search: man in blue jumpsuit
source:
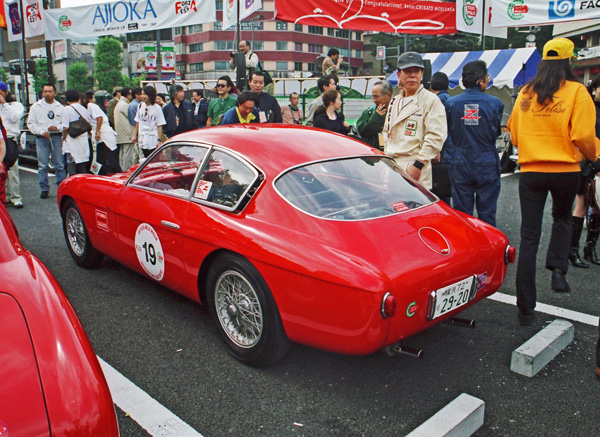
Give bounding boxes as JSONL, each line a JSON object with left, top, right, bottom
{"left": 445, "top": 60, "right": 504, "bottom": 227}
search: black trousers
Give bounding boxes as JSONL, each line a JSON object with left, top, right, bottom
{"left": 516, "top": 172, "right": 579, "bottom": 312}
{"left": 96, "top": 142, "right": 122, "bottom": 175}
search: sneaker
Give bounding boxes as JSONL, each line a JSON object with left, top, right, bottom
{"left": 518, "top": 309, "right": 534, "bottom": 326}
{"left": 13, "top": 201, "right": 23, "bottom": 209}
{"left": 40, "top": 191, "right": 49, "bottom": 199}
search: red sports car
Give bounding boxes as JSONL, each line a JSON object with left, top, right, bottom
{"left": 0, "top": 205, "right": 119, "bottom": 436}
{"left": 57, "top": 125, "right": 514, "bottom": 366}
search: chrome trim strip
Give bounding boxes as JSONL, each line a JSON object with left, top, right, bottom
{"left": 418, "top": 227, "right": 451, "bottom": 256}
{"left": 161, "top": 220, "right": 180, "bottom": 230}
{"left": 381, "top": 292, "right": 392, "bottom": 319}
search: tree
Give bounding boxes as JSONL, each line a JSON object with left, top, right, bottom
{"left": 0, "top": 67, "right": 8, "bottom": 83}
{"left": 94, "top": 36, "right": 124, "bottom": 91}
{"left": 67, "top": 62, "right": 93, "bottom": 92}
{"left": 31, "top": 58, "right": 58, "bottom": 97}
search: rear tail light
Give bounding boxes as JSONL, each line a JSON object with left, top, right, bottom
{"left": 505, "top": 245, "right": 516, "bottom": 264}
{"left": 380, "top": 292, "right": 396, "bottom": 319}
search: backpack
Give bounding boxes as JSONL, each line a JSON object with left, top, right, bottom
{"left": 314, "top": 55, "right": 326, "bottom": 76}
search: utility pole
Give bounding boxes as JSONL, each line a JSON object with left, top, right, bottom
{"left": 156, "top": 30, "right": 162, "bottom": 81}
{"left": 18, "top": 0, "right": 29, "bottom": 106}
{"left": 43, "top": 0, "right": 54, "bottom": 86}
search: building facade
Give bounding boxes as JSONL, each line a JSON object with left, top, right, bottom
{"left": 174, "top": 0, "right": 364, "bottom": 80}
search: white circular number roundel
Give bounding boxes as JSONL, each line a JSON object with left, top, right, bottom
{"left": 135, "top": 223, "right": 165, "bottom": 281}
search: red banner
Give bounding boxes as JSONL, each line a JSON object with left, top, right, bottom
{"left": 274, "top": 0, "right": 457, "bottom": 34}
{"left": 0, "top": 0, "right": 5, "bottom": 28}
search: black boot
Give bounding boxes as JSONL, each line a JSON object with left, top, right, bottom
{"left": 551, "top": 268, "right": 571, "bottom": 293}
{"left": 584, "top": 214, "right": 600, "bottom": 265}
{"left": 569, "top": 216, "right": 589, "bottom": 268}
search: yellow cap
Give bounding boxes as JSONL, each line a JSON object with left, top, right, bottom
{"left": 542, "top": 38, "right": 575, "bottom": 61}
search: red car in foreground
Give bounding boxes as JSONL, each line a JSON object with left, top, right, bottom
{"left": 0, "top": 205, "right": 118, "bottom": 436}
{"left": 57, "top": 125, "right": 514, "bottom": 366}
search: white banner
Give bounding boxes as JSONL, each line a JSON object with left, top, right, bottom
{"left": 491, "top": 0, "right": 600, "bottom": 27}
{"left": 456, "top": 0, "right": 507, "bottom": 38}
{"left": 43, "top": 0, "right": 216, "bottom": 40}
{"left": 24, "top": 0, "right": 45, "bottom": 38}
{"left": 4, "top": 0, "right": 23, "bottom": 42}
{"left": 222, "top": 0, "right": 262, "bottom": 31}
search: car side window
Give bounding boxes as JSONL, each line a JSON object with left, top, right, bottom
{"left": 193, "top": 150, "right": 257, "bottom": 209}
{"left": 130, "top": 145, "right": 208, "bottom": 197}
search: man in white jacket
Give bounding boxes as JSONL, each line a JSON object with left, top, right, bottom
{"left": 383, "top": 53, "right": 447, "bottom": 190}
{"left": 0, "top": 84, "right": 24, "bottom": 208}
{"left": 27, "top": 84, "right": 65, "bottom": 198}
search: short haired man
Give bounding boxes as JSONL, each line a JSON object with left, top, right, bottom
{"left": 128, "top": 87, "right": 143, "bottom": 126}
{"left": 27, "top": 84, "right": 66, "bottom": 198}
{"left": 162, "top": 85, "right": 194, "bottom": 138}
{"left": 322, "top": 48, "right": 342, "bottom": 77}
{"left": 230, "top": 39, "right": 259, "bottom": 78}
{"left": 281, "top": 92, "right": 303, "bottom": 125}
{"left": 445, "top": 60, "right": 504, "bottom": 227}
{"left": 305, "top": 75, "right": 336, "bottom": 126}
{"left": 383, "top": 52, "right": 447, "bottom": 190}
{"left": 0, "top": 83, "right": 25, "bottom": 208}
{"left": 355, "top": 80, "right": 392, "bottom": 150}
{"left": 191, "top": 90, "right": 209, "bottom": 129}
{"left": 248, "top": 71, "right": 282, "bottom": 123}
{"left": 220, "top": 92, "right": 260, "bottom": 125}
{"left": 206, "top": 76, "right": 237, "bottom": 126}
{"left": 107, "top": 86, "right": 121, "bottom": 128}
{"left": 115, "top": 87, "right": 140, "bottom": 170}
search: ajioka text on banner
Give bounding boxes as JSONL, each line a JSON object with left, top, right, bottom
{"left": 274, "top": 0, "right": 457, "bottom": 34}
{"left": 43, "top": 0, "right": 216, "bottom": 40}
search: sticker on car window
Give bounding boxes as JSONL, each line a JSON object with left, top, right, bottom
{"left": 135, "top": 223, "right": 165, "bottom": 281}
{"left": 194, "top": 180, "right": 212, "bottom": 200}
{"left": 392, "top": 201, "right": 410, "bottom": 212}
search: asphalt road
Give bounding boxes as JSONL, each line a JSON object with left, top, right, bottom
{"left": 7, "top": 167, "right": 600, "bottom": 436}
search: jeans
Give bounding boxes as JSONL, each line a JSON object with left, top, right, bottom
{"left": 516, "top": 172, "right": 579, "bottom": 312}
{"left": 36, "top": 134, "right": 66, "bottom": 192}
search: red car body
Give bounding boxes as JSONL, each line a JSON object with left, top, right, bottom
{"left": 57, "top": 125, "right": 513, "bottom": 365}
{"left": 0, "top": 205, "right": 119, "bottom": 436}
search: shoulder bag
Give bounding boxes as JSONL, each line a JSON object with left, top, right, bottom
{"left": 68, "top": 106, "right": 92, "bottom": 138}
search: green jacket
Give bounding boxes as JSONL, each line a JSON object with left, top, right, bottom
{"left": 355, "top": 105, "right": 385, "bottom": 150}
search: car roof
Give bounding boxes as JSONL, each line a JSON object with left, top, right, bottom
{"left": 169, "top": 124, "right": 382, "bottom": 177}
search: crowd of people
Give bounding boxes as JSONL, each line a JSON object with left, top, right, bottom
{"left": 1, "top": 37, "right": 599, "bottom": 379}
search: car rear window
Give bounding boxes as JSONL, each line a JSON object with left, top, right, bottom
{"left": 274, "top": 156, "right": 436, "bottom": 221}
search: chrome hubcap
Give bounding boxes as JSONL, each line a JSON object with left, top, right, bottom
{"left": 66, "top": 209, "right": 85, "bottom": 257}
{"left": 215, "top": 271, "right": 263, "bottom": 348}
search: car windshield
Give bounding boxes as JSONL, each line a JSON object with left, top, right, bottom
{"left": 274, "top": 156, "right": 437, "bottom": 221}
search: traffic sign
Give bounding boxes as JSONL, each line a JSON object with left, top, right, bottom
{"left": 376, "top": 46, "right": 386, "bottom": 61}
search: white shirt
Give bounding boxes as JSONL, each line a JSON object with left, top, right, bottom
{"left": 88, "top": 102, "right": 117, "bottom": 151}
{"left": 26, "top": 99, "right": 63, "bottom": 136}
{"left": 62, "top": 103, "right": 92, "bottom": 163}
{"left": 135, "top": 102, "right": 166, "bottom": 150}
{"left": 0, "top": 101, "right": 24, "bottom": 138}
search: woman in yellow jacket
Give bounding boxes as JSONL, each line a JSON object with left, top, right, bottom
{"left": 508, "top": 38, "right": 600, "bottom": 326}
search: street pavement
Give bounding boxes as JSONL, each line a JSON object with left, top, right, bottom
{"left": 7, "top": 166, "right": 600, "bottom": 436}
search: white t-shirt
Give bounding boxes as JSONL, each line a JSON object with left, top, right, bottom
{"left": 134, "top": 102, "right": 166, "bottom": 150}
{"left": 0, "top": 101, "right": 24, "bottom": 138}
{"left": 88, "top": 102, "right": 117, "bottom": 150}
{"left": 62, "top": 103, "right": 92, "bottom": 163}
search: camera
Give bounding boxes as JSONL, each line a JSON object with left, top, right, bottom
{"left": 230, "top": 52, "right": 236, "bottom": 58}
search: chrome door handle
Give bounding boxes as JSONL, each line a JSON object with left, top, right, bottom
{"left": 161, "top": 220, "right": 180, "bottom": 230}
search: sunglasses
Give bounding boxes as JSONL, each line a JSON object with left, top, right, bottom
{"left": 216, "top": 84, "right": 227, "bottom": 88}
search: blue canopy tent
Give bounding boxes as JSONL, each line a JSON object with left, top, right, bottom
{"left": 387, "top": 47, "right": 542, "bottom": 89}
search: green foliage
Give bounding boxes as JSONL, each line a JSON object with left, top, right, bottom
{"left": 67, "top": 62, "right": 93, "bottom": 92}
{"left": 0, "top": 67, "right": 8, "bottom": 83}
{"left": 122, "top": 74, "right": 146, "bottom": 89}
{"left": 94, "top": 36, "right": 124, "bottom": 91}
{"left": 32, "top": 58, "right": 58, "bottom": 96}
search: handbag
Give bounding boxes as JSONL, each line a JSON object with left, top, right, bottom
{"left": 3, "top": 137, "right": 19, "bottom": 169}
{"left": 68, "top": 106, "right": 92, "bottom": 138}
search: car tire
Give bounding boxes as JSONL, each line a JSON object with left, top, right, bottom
{"left": 62, "top": 200, "right": 103, "bottom": 269}
{"left": 207, "top": 253, "right": 290, "bottom": 366}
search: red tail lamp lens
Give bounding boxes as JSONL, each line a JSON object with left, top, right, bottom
{"left": 505, "top": 245, "right": 516, "bottom": 264}
{"left": 381, "top": 293, "right": 397, "bottom": 319}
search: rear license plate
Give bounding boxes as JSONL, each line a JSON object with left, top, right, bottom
{"left": 430, "top": 276, "right": 475, "bottom": 320}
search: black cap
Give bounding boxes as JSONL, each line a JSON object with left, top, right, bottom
{"left": 398, "top": 52, "right": 424, "bottom": 70}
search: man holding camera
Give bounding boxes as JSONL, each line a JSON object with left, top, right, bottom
{"left": 229, "top": 40, "right": 259, "bottom": 78}
{"left": 281, "top": 93, "right": 303, "bottom": 125}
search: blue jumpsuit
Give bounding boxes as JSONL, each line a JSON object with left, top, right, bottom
{"left": 445, "top": 89, "right": 504, "bottom": 227}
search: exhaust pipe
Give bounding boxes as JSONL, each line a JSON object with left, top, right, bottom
{"left": 383, "top": 343, "right": 423, "bottom": 358}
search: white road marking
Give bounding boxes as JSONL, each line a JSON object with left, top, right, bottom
{"left": 488, "top": 292, "right": 599, "bottom": 326}
{"left": 18, "top": 165, "right": 55, "bottom": 177}
{"left": 97, "top": 357, "right": 203, "bottom": 437}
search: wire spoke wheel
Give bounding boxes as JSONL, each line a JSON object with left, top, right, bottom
{"left": 215, "top": 270, "right": 263, "bottom": 348}
{"left": 66, "top": 208, "right": 86, "bottom": 257}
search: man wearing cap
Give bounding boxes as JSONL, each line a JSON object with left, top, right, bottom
{"left": 445, "top": 61, "right": 504, "bottom": 227}
{"left": 27, "top": 83, "right": 66, "bottom": 198}
{"left": 383, "top": 52, "right": 447, "bottom": 190}
{"left": 107, "top": 86, "right": 122, "bottom": 128}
